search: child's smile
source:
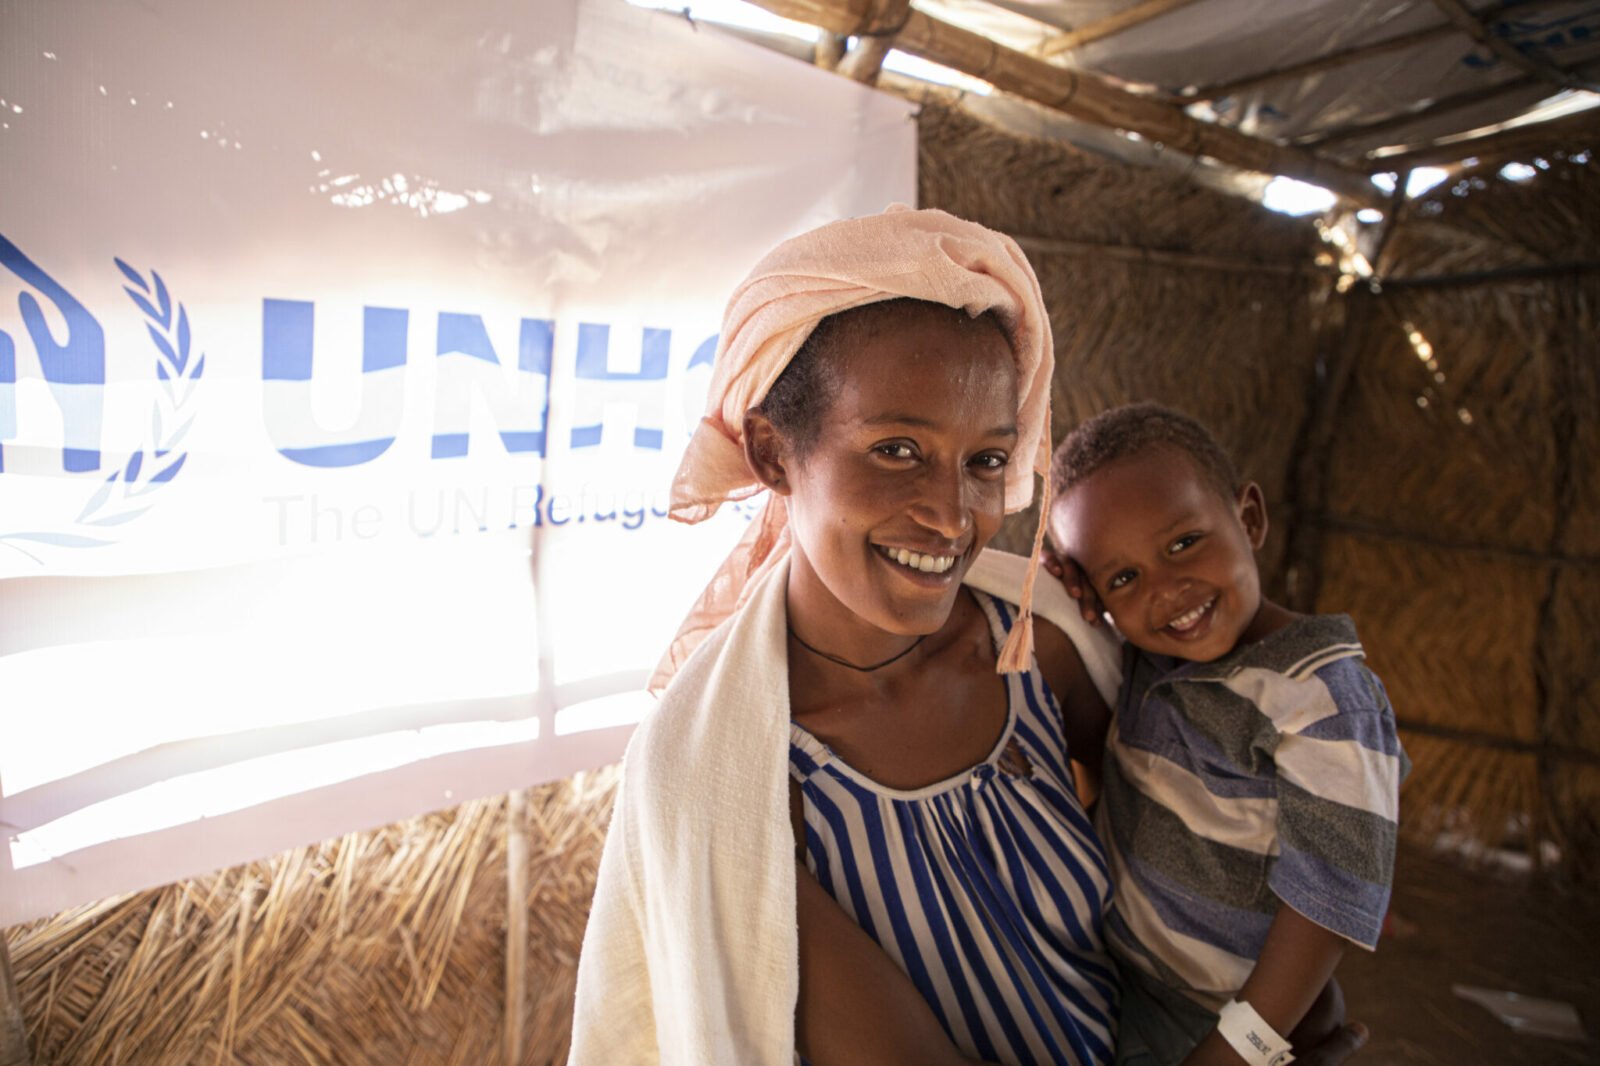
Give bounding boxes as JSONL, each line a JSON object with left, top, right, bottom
{"left": 1050, "top": 446, "right": 1272, "bottom": 663}
{"left": 1162, "top": 594, "right": 1217, "bottom": 638}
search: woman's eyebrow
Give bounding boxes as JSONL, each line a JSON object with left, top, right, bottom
{"left": 860, "top": 414, "right": 1018, "bottom": 438}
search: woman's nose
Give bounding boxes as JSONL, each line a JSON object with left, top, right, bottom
{"left": 911, "top": 463, "right": 970, "bottom": 539}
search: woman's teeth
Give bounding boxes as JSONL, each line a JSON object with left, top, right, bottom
{"left": 1167, "top": 598, "right": 1215, "bottom": 632}
{"left": 880, "top": 546, "right": 956, "bottom": 574}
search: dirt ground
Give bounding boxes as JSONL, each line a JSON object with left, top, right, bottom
{"left": 1339, "top": 842, "right": 1599, "bottom": 1065}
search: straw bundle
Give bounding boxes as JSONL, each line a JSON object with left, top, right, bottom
{"left": 4, "top": 768, "right": 619, "bottom": 1065}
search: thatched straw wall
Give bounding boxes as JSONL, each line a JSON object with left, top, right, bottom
{"left": 1305, "top": 150, "right": 1600, "bottom": 879}
{"left": 918, "top": 103, "right": 1330, "bottom": 598}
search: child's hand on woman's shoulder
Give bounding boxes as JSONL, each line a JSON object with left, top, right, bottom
{"left": 1040, "top": 546, "right": 1105, "bottom": 626}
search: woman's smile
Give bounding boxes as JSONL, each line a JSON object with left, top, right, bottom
{"left": 763, "top": 300, "right": 1020, "bottom": 657}
{"left": 872, "top": 542, "right": 961, "bottom": 578}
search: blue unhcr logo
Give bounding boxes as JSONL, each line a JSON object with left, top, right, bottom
{"left": 0, "top": 234, "right": 202, "bottom": 562}
{"left": 260, "top": 300, "right": 716, "bottom": 468}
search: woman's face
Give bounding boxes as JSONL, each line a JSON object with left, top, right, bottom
{"left": 772, "top": 303, "right": 1019, "bottom": 642}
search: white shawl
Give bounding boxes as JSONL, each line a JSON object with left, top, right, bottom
{"left": 568, "top": 549, "right": 1121, "bottom": 1065}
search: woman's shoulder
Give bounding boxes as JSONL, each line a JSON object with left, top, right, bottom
{"left": 622, "top": 609, "right": 792, "bottom": 823}
{"left": 964, "top": 548, "right": 1122, "bottom": 706}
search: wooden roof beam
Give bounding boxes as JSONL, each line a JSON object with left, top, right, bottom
{"left": 1186, "top": 0, "right": 1591, "bottom": 103}
{"left": 1366, "top": 106, "right": 1600, "bottom": 171}
{"left": 838, "top": 0, "right": 913, "bottom": 84}
{"left": 1035, "top": 0, "right": 1207, "bottom": 60}
{"left": 740, "top": 0, "right": 1385, "bottom": 206}
{"left": 1430, "top": 0, "right": 1600, "bottom": 94}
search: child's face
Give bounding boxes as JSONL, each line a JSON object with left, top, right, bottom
{"left": 1049, "top": 448, "right": 1269, "bottom": 663}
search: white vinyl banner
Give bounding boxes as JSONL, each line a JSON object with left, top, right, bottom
{"left": 0, "top": 0, "right": 915, "bottom": 926}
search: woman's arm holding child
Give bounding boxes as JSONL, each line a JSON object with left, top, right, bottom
{"left": 1179, "top": 904, "right": 1346, "bottom": 1066}
{"left": 791, "top": 781, "right": 998, "bottom": 1066}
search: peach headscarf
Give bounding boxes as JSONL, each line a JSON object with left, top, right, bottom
{"left": 650, "top": 205, "right": 1055, "bottom": 692}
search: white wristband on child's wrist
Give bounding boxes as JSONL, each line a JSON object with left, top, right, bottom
{"left": 1216, "top": 999, "right": 1295, "bottom": 1066}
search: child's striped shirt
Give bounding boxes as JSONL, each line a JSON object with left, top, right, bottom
{"left": 1098, "top": 614, "right": 1407, "bottom": 1012}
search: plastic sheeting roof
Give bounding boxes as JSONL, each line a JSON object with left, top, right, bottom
{"left": 917, "top": 0, "right": 1600, "bottom": 164}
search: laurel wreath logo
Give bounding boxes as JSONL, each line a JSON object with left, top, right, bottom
{"left": 0, "top": 259, "right": 204, "bottom": 564}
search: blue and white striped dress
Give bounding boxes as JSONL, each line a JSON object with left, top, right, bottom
{"left": 790, "top": 592, "right": 1119, "bottom": 1065}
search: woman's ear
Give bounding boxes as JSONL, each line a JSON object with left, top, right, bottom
{"left": 1236, "top": 481, "right": 1269, "bottom": 550}
{"left": 743, "top": 409, "right": 792, "bottom": 495}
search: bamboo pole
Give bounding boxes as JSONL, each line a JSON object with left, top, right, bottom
{"left": 1011, "top": 234, "right": 1324, "bottom": 277}
{"left": 837, "top": 0, "right": 912, "bottom": 85}
{"left": 1530, "top": 279, "right": 1581, "bottom": 873}
{"left": 1036, "top": 0, "right": 1206, "bottom": 59}
{"left": 1395, "top": 719, "right": 1600, "bottom": 767}
{"left": 1281, "top": 289, "right": 1370, "bottom": 614}
{"left": 503, "top": 789, "right": 529, "bottom": 1066}
{"left": 814, "top": 32, "right": 846, "bottom": 71}
{"left": 1430, "top": 0, "right": 1600, "bottom": 93}
{"left": 1366, "top": 104, "right": 1600, "bottom": 171}
{"left": 741, "top": 0, "right": 1384, "bottom": 205}
{"left": 1378, "top": 259, "right": 1600, "bottom": 289}
{"left": 0, "top": 938, "right": 31, "bottom": 1066}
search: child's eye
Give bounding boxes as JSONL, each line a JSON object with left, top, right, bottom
{"left": 873, "top": 441, "right": 917, "bottom": 460}
{"left": 1169, "top": 533, "right": 1202, "bottom": 554}
{"left": 1106, "top": 570, "right": 1135, "bottom": 591}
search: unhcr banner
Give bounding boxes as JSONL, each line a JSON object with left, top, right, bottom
{"left": 0, "top": 0, "right": 915, "bottom": 925}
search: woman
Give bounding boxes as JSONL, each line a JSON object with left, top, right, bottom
{"left": 569, "top": 207, "right": 1363, "bottom": 1066}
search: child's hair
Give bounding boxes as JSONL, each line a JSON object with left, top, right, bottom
{"left": 1050, "top": 402, "right": 1240, "bottom": 502}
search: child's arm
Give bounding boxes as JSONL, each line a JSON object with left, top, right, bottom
{"left": 1179, "top": 903, "right": 1347, "bottom": 1066}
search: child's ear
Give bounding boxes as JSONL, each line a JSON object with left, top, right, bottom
{"left": 743, "top": 409, "right": 792, "bottom": 495}
{"left": 1236, "top": 482, "right": 1269, "bottom": 550}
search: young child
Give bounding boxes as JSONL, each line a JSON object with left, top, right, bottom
{"left": 1046, "top": 403, "right": 1407, "bottom": 1066}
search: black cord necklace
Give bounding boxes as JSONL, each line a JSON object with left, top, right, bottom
{"left": 787, "top": 628, "right": 927, "bottom": 672}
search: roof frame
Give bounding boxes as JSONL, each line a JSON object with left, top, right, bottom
{"left": 741, "top": 0, "right": 1384, "bottom": 205}
{"left": 1370, "top": 106, "right": 1600, "bottom": 171}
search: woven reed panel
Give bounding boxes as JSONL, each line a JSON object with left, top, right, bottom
{"left": 917, "top": 103, "right": 1320, "bottom": 261}
{"left": 1316, "top": 534, "right": 1543, "bottom": 743}
{"left": 1382, "top": 152, "right": 1600, "bottom": 277}
{"left": 1548, "top": 571, "right": 1600, "bottom": 750}
{"left": 1324, "top": 286, "right": 1560, "bottom": 551}
{"left": 1315, "top": 533, "right": 1547, "bottom": 849}
{"left": 1321, "top": 151, "right": 1599, "bottom": 871}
